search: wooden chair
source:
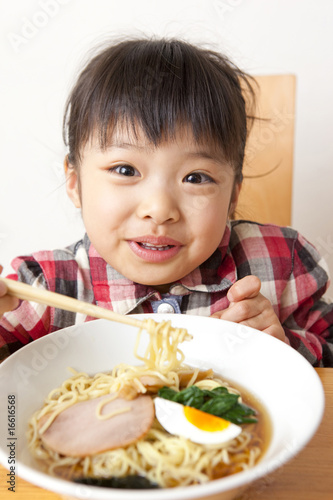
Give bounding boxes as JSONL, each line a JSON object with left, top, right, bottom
{"left": 235, "top": 74, "right": 296, "bottom": 226}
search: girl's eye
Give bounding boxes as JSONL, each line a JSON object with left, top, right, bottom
{"left": 183, "top": 172, "right": 214, "bottom": 184}
{"left": 110, "top": 165, "right": 139, "bottom": 177}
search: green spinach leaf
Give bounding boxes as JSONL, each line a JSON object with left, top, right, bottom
{"left": 157, "top": 385, "right": 257, "bottom": 425}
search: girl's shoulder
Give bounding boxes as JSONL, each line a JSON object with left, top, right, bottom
{"left": 229, "top": 219, "right": 298, "bottom": 242}
{"left": 228, "top": 220, "right": 328, "bottom": 282}
{"left": 9, "top": 236, "right": 90, "bottom": 290}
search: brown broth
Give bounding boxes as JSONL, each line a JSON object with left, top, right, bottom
{"left": 222, "top": 376, "right": 273, "bottom": 461}
{"left": 204, "top": 375, "right": 272, "bottom": 481}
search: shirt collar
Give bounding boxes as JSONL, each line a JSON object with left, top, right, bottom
{"left": 84, "top": 221, "right": 237, "bottom": 315}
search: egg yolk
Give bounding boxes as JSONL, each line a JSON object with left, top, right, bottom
{"left": 184, "top": 406, "right": 230, "bottom": 432}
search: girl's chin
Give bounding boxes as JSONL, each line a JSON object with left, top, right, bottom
{"left": 121, "top": 268, "right": 181, "bottom": 289}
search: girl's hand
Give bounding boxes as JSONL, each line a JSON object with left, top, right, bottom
{"left": 211, "top": 275, "right": 287, "bottom": 343}
{"left": 0, "top": 267, "right": 19, "bottom": 318}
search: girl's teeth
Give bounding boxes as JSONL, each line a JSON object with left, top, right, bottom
{"left": 140, "top": 243, "right": 172, "bottom": 251}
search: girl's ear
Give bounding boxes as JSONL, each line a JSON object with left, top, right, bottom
{"left": 64, "top": 156, "right": 81, "bottom": 208}
{"left": 228, "top": 182, "right": 241, "bottom": 217}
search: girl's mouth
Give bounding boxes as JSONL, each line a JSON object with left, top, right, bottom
{"left": 127, "top": 237, "right": 182, "bottom": 263}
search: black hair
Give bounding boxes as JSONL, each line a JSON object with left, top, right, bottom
{"left": 63, "top": 37, "right": 255, "bottom": 181}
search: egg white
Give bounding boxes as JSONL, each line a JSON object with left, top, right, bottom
{"left": 154, "top": 397, "right": 242, "bottom": 445}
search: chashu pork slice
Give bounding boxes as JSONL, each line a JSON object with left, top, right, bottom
{"left": 39, "top": 394, "right": 155, "bottom": 457}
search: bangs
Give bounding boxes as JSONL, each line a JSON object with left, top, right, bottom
{"left": 63, "top": 38, "right": 255, "bottom": 175}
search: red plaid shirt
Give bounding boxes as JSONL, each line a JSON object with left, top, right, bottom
{"left": 1, "top": 221, "right": 333, "bottom": 366}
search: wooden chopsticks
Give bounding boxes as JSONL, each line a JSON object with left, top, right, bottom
{"left": 0, "top": 277, "right": 145, "bottom": 329}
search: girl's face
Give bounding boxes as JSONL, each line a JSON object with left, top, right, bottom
{"left": 66, "top": 127, "right": 240, "bottom": 288}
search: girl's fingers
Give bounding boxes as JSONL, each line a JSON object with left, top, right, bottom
{"left": 214, "top": 305, "right": 286, "bottom": 342}
{"left": 217, "top": 295, "right": 270, "bottom": 323}
{"left": 227, "top": 275, "right": 261, "bottom": 302}
{"left": 238, "top": 315, "right": 285, "bottom": 342}
{"left": 212, "top": 285, "right": 287, "bottom": 342}
{"left": 0, "top": 279, "right": 7, "bottom": 296}
{"left": 0, "top": 295, "right": 19, "bottom": 315}
{"left": 0, "top": 273, "right": 20, "bottom": 314}
{"left": 262, "top": 324, "right": 286, "bottom": 342}
{"left": 237, "top": 312, "right": 280, "bottom": 334}
{"left": 212, "top": 276, "right": 287, "bottom": 343}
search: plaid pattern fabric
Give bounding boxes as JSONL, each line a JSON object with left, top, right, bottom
{"left": 1, "top": 220, "right": 332, "bottom": 366}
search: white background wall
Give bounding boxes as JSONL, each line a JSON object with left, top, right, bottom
{"left": 1, "top": 0, "right": 333, "bottom": 296}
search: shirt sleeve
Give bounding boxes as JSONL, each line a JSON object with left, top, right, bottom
{"left": 0, "top": 256, "right": 51, "bottom": 362}
{"left": 279, "top": 232, "right": 333, "bottom": 367}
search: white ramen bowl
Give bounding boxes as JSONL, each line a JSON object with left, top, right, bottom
{"left": 0, "top": 314, "right": 325, "bottom": 500}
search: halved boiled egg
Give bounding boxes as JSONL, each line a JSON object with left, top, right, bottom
{"left": 154, "top": 397, "right": 242, "bottom": 445}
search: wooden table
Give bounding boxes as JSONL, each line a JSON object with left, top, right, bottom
{"left": 1, "top": 368, "right": 332, "bottom": 500}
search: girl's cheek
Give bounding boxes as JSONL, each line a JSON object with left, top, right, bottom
{"left": 181, "top": 191, "right": 215, "bottom": 218}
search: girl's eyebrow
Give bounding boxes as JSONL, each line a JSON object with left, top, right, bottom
{"left": 186, "top": 151, "right": 218, "bottom": 161}
{"left": 105, "top": 142, "right": 148, "bottom": 151}
{"left": 185, "top": 150, "right": 227, "bottom": 167}
{"left": 112, "top": 144, "right": 216, "bottom": 156}
{"left": 98, "top": 142, "right": 223, "bottom": 163}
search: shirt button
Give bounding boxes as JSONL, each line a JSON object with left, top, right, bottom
{"left": 157, "top": 302, "right": 175, "bottom": 314}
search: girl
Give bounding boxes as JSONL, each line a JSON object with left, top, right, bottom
{"left": 1, "top": 38, "right": 332, "bottom": 366}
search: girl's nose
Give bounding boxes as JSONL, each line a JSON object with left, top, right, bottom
{"left": 136, "top": 190, "right": 180, "bottom": 225}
